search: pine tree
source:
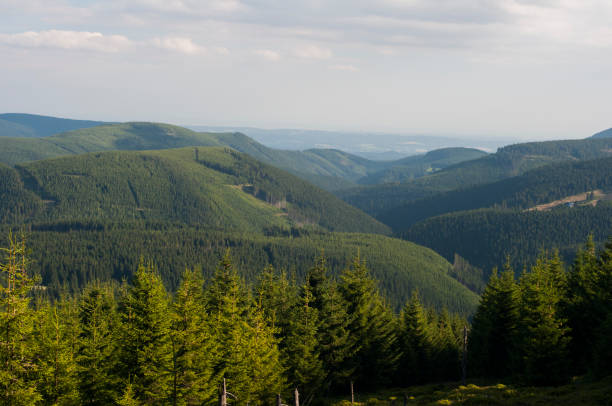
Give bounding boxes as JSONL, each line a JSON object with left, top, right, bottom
{"left": 170, "top": 268, "right": 218, "bottom": 405}
{"left": 77, "top": 284, "right": 121, "bottom": 405}
{"left": 518, "top": 251, "right": 570, "bottom": 385}
{"left": 339, "top": 255, "right": 398, "bottom": 389}
{"left": 119, "top": 261, "right": 173, "bottom": 404}
{"left": 0, "top": 232, "right": 41, "bottom": 405}
{"left": 283, "top": 283, "right": 324, "bottom": 403}
{"left": 468, "top": 264, "right": 520, "bottom": 379}
{"left": 397, "top": 290, "right": 431, "bottom": 385}
{"left": 33, "top": 300, "right": 79, "bottom": 405}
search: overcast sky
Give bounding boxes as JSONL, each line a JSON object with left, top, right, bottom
{"left": 1, "top": 0, "right": 611, "bottom": 139}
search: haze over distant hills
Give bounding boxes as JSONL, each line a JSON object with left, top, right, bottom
{"left": 0, "top": 113, "right": 108, "bottom": 138}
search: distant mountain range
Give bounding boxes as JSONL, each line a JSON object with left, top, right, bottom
{"left": 0, "top": 113, "right": 108, "bottom": 138}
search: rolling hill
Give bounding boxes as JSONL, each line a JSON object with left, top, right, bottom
{"left": 340, "top": 137, "right": 612, "bottom": 216}
{"left": 0, "top": 120, "right": 487, "bottom": 191}
{"left": 0, "top": 147, "right": 390, "bottom": 234}
{"left": 378, "top": 156, "right": 612, "bottom": 231}
{"left": 0, "top": 113, "right": 107, "bottom": 137}
{"left": 591, "top": 128, "right": 612, "bottom": 138}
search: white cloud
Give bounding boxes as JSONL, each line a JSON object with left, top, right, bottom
{"left": 294, "top": 44, "right": 332, "bottom": 59}
{"left": 254, "top": 49, "right": 281, "bottom": 61}
{"left": 330, "top": 64, "right": 358, "bottom": 72}
{"left": 0, "top": 30, "right": 131, "bottom": 52}
{"left": 151, "top": 36, "right": 204, "bottom": 54}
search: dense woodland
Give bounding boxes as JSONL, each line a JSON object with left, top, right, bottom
{"left": 3, "top": 233, "right": 612, "bottom": 405}
{"left": 403, "top": 204, "right": 612, "bottom": 275}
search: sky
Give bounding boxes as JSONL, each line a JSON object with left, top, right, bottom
{"left": 1, "top": 0, "right": 612, "bottom": 140}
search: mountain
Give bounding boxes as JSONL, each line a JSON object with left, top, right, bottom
{"left": 1, "top": 147, "right": 390, "bottom": 235}
{"left": 339, "top": 137, "right": 612, "bottom": 216}
{"left": 0, "top": 113, "right": 107, "bottom": 137}
{"left": 378, "top": 156, "right": 612, "bottom": 231}
{"left": 591, "top": 128, "right": 612, "bottom": 138}
{"left": 0, "top": 120, "right": 485, "bottom": 191}
{"left": 402, "top": 204, "right": 612, "bottom": 277}
{"left": 19, "top": 224, "right": 479, "bottom": 313}
{"left": 357, "top": 147, "right": 487, "bottom": 184}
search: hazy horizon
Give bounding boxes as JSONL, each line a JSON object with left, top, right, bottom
{"left": 2, "top": 1, "right": 611, "bottom": 140}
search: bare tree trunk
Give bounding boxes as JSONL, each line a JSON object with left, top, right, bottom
{"left": 350, "top": 381, "right": 354, "bottom": 406}
{"left": 219, "top": 378, "right": 227, "bottom": 406}
{"left": 462, "top": 325, "right": 468, "bottom": 385}
{"left": 294, "top": 388, "right": 299, "bottom": 406}
{"left": 277, "top": 394, "right": 282, "bottom": 406}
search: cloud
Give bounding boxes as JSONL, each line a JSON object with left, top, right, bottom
{"left": 294, "top": 44, "right": 332, "bottom": 59}
{"left": 0, "top": 30, "right": 131, "bottom": 52}
{"left": 330, "top": 64, "right": 358, "bottom": 72}
{"left": 151, "top": 36, "right": 204, "bottom": 54}
{"left": 254, "top": 49, "right": 281, "bottom": 61}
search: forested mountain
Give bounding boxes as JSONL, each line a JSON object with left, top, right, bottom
{"left": 591, "top": 127, "right": 612, "bottom": 138}
{"left": 401, "top": 204, "right": 612, "bottom": 275}
{"left": 9, "top": 224, "right": 477, "bottom": 313}
{"left": 357, "top": 147, "right": 487, "bottom": 184}
{"left": 379, "top": 156, "right": 612, "bottom": 230}
{"left": 0, "top": 113, "right": 107, "bottom": 137}
{"left": 0, "top": 118, "right": 489, "bottom": 191}
{"left": 0, "top": 147, "right": 389, "bottom": 234}
{"left": 340, "top": 137, "right": 612, "bottom": 215}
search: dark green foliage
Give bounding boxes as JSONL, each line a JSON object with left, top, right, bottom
{"left": 76, "top": 284, "right": 121, "bottom": 405}
{"left": 0, "top": 113, "right": 107, "bottom": 138}
{"left": 379, "top": 156, "right": 612, "bottom": 230}
{"left": 119, "top": 262, "right": 173, "bottom": 404}
{"left": 0, "top": 147, "right": 390, "bottom": 235}
{"left": 13, "top": 224, "right": 478, "bottom": 315}
{"left": 340, "top": 137, "right": 612, "bottom": 216}
{"left": 357, "top": 148, "right": 487, "bottom": 185}
{"left": 468, "top": 266, "right": 520, "bottom": 379}
{"left": 402, "top": 205, "right": 612, "bottom": 277}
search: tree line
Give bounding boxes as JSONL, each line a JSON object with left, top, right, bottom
{"left": 1, "top": 233, "right": 467, "bottom": 405}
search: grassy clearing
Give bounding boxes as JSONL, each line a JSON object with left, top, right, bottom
{"left": 328, "top": 377, "right": 612, "bottom": 406}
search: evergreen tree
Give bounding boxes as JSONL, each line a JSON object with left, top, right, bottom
{"left": 468, "top": 264, "right": 520, "bottom": 379}
{"left": 397, "top": 290, "right": 431, "bottom": 385}
{"left": 518, "top": 251, "right": 570, "bottom": 385}
{"left": 0, "top": 233, "right": 41, "bottom": 405}
{"left": 33, "top": 300, "right": 79, "bottom": 405}
{"left": 339, "top": 255, "right": 398, "bottom": 389}
{"left": 76, "top": 284, "right": 121, "bottom": 405}
{"left": 170, "top": 268, "right": 218, "bottom": 405}
{"left": 119, "top": 262, "right": 173, "bottom": 404}
{"left": 283, "top": 283, "right": 324, "bottom": 403}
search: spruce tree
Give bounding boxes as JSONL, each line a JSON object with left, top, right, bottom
{"left": 518, "top": 251, "right": 570, "bottom": 385}
{"left": 0, "top": 232, "right": 41, "bottom": 405}
{"left": 397, "top": 290, "right": 431, "bottom": 385}
{"left": 33, "top": 300, "right": 79, "bottom": 405}
{"left": 170, "top": 268, "right": 218, "bottom": 405}
{"left": 77, "top": 284, "right": 121, "bottom": 405}
{"left": 119, "top": 262, "right": 173, "bottom": 404}
{"left": 283, "top": 283, "right": 324, "bottom": 403}
{"left": 339, "top": 255, "right": 398, "bottom": 389}
{"left": 468, "top": 265, "right": 520, "bottom": 379}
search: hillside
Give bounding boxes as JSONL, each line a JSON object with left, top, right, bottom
{"left": 339, "top": 137, "right": 612, "bottom": 216}
{"left": 378, "top": 156, "right": 612, "bottom": 231}
{"left": 357, "top": 147, "right": 487, "bottom": 184}
{"left": 0, "top": 147, "right": 390, "bottom": 235}
{"left": 15, "top": 224, "right": 479, "bottom": 314}
{"left": 591, "top": 127, "right": 612, "bottom": 138}
{"left": 0, "top": 113, "right": 107, "bottom": 137}
{"left": 0, "top": 120, "right": 487, "bottom": 191}
{"left": 401, "top": 204, "right": 612, "bottom": 275}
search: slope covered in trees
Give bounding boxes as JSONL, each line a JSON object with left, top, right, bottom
{"left": 0, "top": 113, "right": 107, "bottom": 138}
{"left": 339, "top": 137, "right": 612, "bottom": 216}
{"left": 4, "top": 234, "right": 612, "bottom": 405}
{"left": 9, "top": 224, "right": 478, "bottom": 314}
{"left": 379, "top": 156, "right": 612, "bottom": 231}
{"left": 402, "top": 204, "right": 612, "bottom": 274}
{"left": 0, "top": 147, "right": 390, "bottom": 234}
{"left": 0, "top": 118, "right": 490, "bottom": 190}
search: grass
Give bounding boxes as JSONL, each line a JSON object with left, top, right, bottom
{"left": 328, "top": 377, "right": 612, "bottom": 406}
